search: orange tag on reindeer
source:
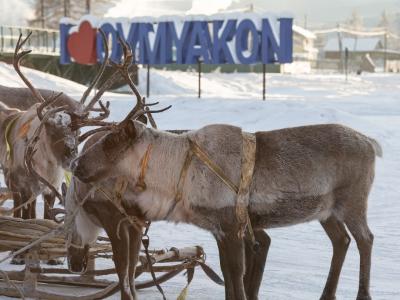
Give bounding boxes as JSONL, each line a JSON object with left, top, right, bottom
{"left": 17, "top": 118, "right": 34, "bottom": 139}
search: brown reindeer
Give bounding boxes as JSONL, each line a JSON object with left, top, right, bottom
{"left": 65, "top": 133, "right": 144, "bottom": 300}
{"left": 65, "top": 40, "right": 169, "bottom": 300}
{"left": 0, "top": 79, "right": 82, "bottom": 218}
{"left": 0, "top": 84, "right": 77, "bottom": 111}
{"left": 71, "top": 96, "right": 381, "bottom": 300}
{"left": 0, "top": 32, "right": 116, "bottom": 221}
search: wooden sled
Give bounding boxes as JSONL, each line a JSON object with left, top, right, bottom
{"left": 0, "top": 216, "right": 223, "bottom": 299}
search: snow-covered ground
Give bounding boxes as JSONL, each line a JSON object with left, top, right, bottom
{"left": 0, "top": 62, "right": 399, "bottom": 299}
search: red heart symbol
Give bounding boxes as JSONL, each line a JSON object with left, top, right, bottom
{"left": 67, "top": 21, "right": 97, "bottom": 65}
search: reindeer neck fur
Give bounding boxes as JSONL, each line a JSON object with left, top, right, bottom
{"left": 66, "top": 178, "right": 102, "bottom": 246}
{"left": 120, "top": 125, "right": 243, "bottom": 228}
{"left": 121, "top": 128, "right": 192, "bottom": 222}
{"left": 2, "top": 106, "right": 65, "bottom": 189}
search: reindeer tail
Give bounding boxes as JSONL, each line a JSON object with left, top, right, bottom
{"left": 368, "top": 137, "right": 383, "bottom": 158}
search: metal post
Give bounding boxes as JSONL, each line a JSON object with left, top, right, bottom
{"left": 198, "top": 59, "right": 202, "bottom": 98}
{"left": 45, "top": 31, "right": 49, "bottom": 52}
{"left": 52, "top": 32, "right": 56, "bottom": 53}
{"left": 1, "top": 26, "right": 3, "bottom": 53}
{"left": 384, "top": 29, "right": 388, "bottom": 72}
{"left": 27, "top": 29, "right": 31, "bottom": 46}
{"left": 146, "top": 64, "right": 150, "bottom": 98}
{"left": 10, "top": 27, "right": 13, "bottom": 48}
{"left": 345, "top": 47, "right": 349, "bottom": 81}
{"left": 262, "top": 63, "right": 266, "bottom": 100}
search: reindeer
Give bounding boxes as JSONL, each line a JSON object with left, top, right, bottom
{"left": 65, "top": 134, "right": 144, "bottom": 300}
{"left": 0, "top": 32, "right": 116, "bottom": 221}
{"left": 0, "top": 84, "right": 77, "bottom": 111}
{"left": 64, "top": 39, "right": 169, "bottom": 300}
{"left": 71, "top": 92, "right": 381, "bottom": 300}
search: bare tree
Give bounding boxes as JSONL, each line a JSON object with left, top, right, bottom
{"left": 29, "top": 0, "right": 118, "bottom": 29}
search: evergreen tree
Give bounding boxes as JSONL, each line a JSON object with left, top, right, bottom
{"left": 346, "top": 9, "right": 364, "bottom": 30}
{"left": 378, "top": 10, "right": 390, "bottom": 28}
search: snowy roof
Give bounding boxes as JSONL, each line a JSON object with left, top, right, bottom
{"left": 293, "top": 25, "right": 316, "bottom": 39}
{"left": 324, "top": 37, "right": 383, "bottom": 52}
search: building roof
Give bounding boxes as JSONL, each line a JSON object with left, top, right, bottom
{"left": 293, "top": 25, "right": 316, "bottom": 39}
{"left": 324, "top": 37, "right": 383, "bottom": 52}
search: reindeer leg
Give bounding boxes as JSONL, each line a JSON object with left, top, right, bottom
{"left": 45, "top": 191, "right": 63, "bottom": 265}
{"left": 29, "top": 197, "right": 36, "bottom": 219}
{"left": 102, "top": 219, "right": 133, "bottom": 300}
{"left": 216, "top": 233, "right": 247, "bottom": 300}
{"left": 345, "top": 216, "right": 373, "bottom": 300}
{"left": 128, "top": 226, "right": 142, "bottom": 299}
{"left": 20, "top": 189, "right": 33, "bottom": 219}
{"left": 43, "top": 191, "right": 55, "bottom": 220}
{"left": 244, "top": 230, "right": 270, "bottom": 300}
{"left": 319, "top": 216, "right": 351, "bottom": 300}
{"left": 12, "top": 190, "right": 22, "bottom": 218}
{"left": 216, "top": 237, "right": 234, "bottom": 299}
{"left": 84, "top": 201, "right": 135, "bottom": 300}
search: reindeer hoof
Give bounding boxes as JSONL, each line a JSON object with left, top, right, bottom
{"left": 356, "top": 296, "right": 372, "bottom": 300}
{"left": 319, "top": 293, "right": 336, "bottom": 300}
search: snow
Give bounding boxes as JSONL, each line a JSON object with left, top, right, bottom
{"left": 293, "top": 24, "right": 316, "bottom": 39}
{"left": 1, "top": 61, "right": 400, "bottom": 299}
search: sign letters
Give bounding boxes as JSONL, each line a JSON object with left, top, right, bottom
{"left": 60, "top": 15, "right": 293, "bottom": 65}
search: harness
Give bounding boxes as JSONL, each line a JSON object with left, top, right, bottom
{"left": 175, "top": 133, "right": 257, "bottom": 244}
{"left": 4, "top": 113, "right": 35, "bottom": 162}
{"left": 95, "top": 132, "right": 255, "bottom": 299}
{"left": 4, "top": 114, "right": 21, "bottom": 161}
{"left": 137, "top": 132, "right": 257, "bottom": 245}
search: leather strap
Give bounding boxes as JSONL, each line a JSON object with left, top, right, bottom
{"left": 134, "top": 144, "right": 152, "bottom": 192}
{"left": 189, "top": 138, "right": 239, "bottom": 194}
{"left": 236, "top": 132, "right": 257, "bottom": 243}
{"left": 175, "top": 149, "right": 193, "bottom": 202}
{"left": 174, "top": 134, "right": 257, "bottom": 245}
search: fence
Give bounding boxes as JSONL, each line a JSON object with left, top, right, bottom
{"left": 0, "top": 25, "right": 59, "bottom": 55}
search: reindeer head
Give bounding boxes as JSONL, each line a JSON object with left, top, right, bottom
{"left": 72, "top": 119, "right": 147, "bottom": 183}
{"left": 13, "top": 32, "right": 118, "bottom": 171}
{"left": 70, "top": 37, "right": 170, "bottom": 183}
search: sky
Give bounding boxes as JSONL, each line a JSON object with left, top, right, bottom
{"left": 106, "top": 0, "right": 400, "bottom": 27}
{"left": 0, "top": 0, "right": 399, "bottom": 27}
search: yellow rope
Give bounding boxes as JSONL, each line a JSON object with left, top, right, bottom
{"left": 64, "top": 171, "right": 72, "bottom": 188}
{"left": 5, "top": 115, "right": 21, "bottom": 162}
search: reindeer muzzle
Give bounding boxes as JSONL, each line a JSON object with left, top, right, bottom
{"left": 67, "top": 244, "right": 89, "bottom": 274}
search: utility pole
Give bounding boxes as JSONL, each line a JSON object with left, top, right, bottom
{"left": 337, "top": 23, "right": 344, "bottom": 73}
{"left": 384, "top": 28, "right": 388, "bottom": 72}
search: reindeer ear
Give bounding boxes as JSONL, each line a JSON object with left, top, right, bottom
{"left": 123, "top": 119, "right": 137, "bottom": 140}
{"left": 137, "top": 114, "right": 148, "bottom": 125}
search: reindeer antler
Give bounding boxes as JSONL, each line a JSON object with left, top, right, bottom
{"left": 24, "top": 104, "right": 67, "bottom": 204}
{"left": 79, "top": 30, "right": 109, "bottom": 105}
{"left": 114, "top": 36, "right": 171, "bottom": 128}
{"left": 14, "top": 32, "right": 46, "bottom": 105}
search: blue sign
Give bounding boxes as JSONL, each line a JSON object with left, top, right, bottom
{"left": 60, "top": 16, "right": 293, "bottom": 65}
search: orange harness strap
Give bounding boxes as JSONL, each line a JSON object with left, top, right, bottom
{"left": 134, "top": 144, "right": 153, "bottom": 193}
